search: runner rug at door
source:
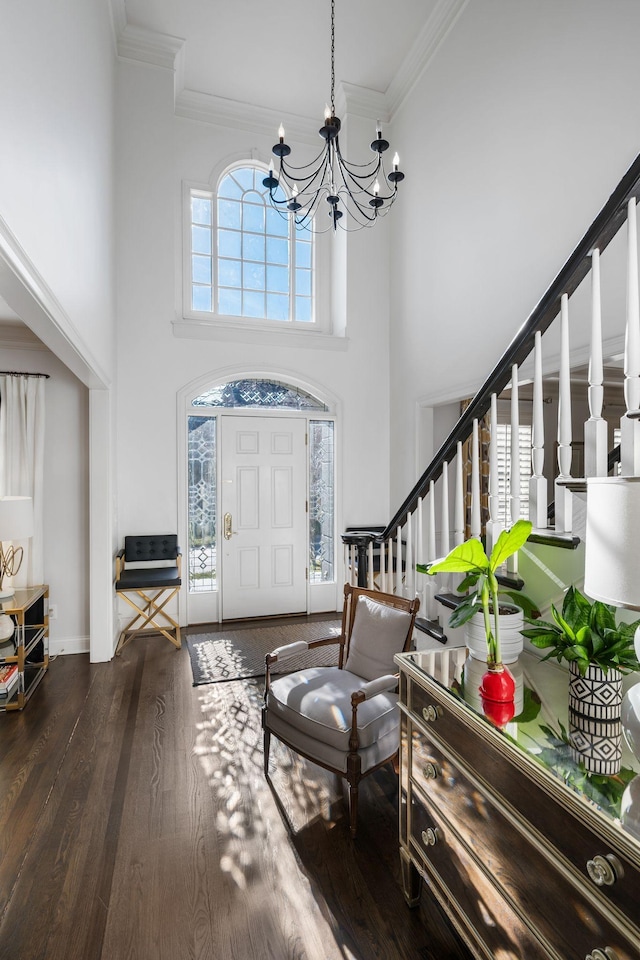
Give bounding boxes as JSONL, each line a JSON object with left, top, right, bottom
{"left": 185, "top": 619, "right": 342, "bottom": 685}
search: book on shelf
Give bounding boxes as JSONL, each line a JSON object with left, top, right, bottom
{"left": 0, "top": 663, "right": 19, "bottom": 699}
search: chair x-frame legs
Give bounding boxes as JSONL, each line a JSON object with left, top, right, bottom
{"left": 115, "top": 586, "right": 181, "bottom": 655}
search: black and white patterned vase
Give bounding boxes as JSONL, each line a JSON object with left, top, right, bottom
{"left": 568, "top": 661, "right": 623, "bottom": 721}
{"left": 569, "top": 706, "right": 622, "bottom": 776}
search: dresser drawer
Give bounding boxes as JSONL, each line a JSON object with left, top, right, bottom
{"left": 409, "top": 782, "right": 551, "bottom": 960}
{"left": 405, "top": 676, "right": 640, "bottom": 926}
{"left": 408, "top": 737, "right": 640, "bottom": 960}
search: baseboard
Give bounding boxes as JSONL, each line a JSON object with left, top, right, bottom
{"left": 50, "top": 636, "right": 90, "bottom": 656}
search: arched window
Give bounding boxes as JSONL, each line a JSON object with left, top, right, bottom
{"left": 189, "top": 165, "right": 314, "bottom": 323}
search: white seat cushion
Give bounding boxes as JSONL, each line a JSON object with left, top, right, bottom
{"left": 266, "top": 665, "right": 399, "bottom": 753}
{"left": 345, "top": 594, "right": 412, "bottom": 680}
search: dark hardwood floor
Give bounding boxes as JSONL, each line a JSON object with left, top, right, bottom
{"left": 0, "top": 634, "right": 472, "bottom": 960}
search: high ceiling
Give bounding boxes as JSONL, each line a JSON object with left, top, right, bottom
{"left": 123, "top": 0, "right": 443, "bottom": 120}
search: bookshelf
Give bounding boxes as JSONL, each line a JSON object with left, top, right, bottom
{"left": 0, "top": 585, "right": 49, "bottom": 711}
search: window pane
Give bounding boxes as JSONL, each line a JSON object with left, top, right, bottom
{"left": 295, "top": 296, "right": 312, "bottom": 322}
{"left": 296, "top": 239, "right": 311, "bottom": 268}
{"left": 192, "top": 284, "right": 212, "bottom": 312}
{"left": 234, "top": 167, "right": 255, "bottom": 191}
{"left": 244, "top": 261, "right": 265, "bottom": 290}
{"left": 192, "top": 378, "right": 328, "bottom": 410}
{"left": 266, "top": 207, "right": 288, "bottom": 237}
{"left": 219, "top": 258, "right": 241, "bottom": 287}
{"left": 218, "top": 176, "right": 242, "bottom": 200}
{"left": 243, "top": 201, "right": 265, "bottom": 234}
{"left": 192, "top": 197, "right": 212, "bottom": 225}
{"left": 192, "top": 254, "right": 212, "bottom": 284}
{"left": 244, "top": 232, "right": 265, "bottom": 262}
{"left": 309, "top": 420, "right": 334, "bottom": 583}
{"left": 188, "top": 416, "right": 217, "bottom": 592}
{"left": 219, "top": 287, "right": 241, "bottom": 315}
{"left": 218, "top": 229, "right": 241, "bottom": 259}
{"left": 266, "top": 293, "right": 289, "bottom": 321}
{"left": 267, "top": 263, "right": 288, "bottom": 293}
{"left": 243, "top": 290, "right": 265, "bottom": 318}
{"left": 192, "top": 225, "right": 211, "bottom": 255}
{"left": 219, "top": 199, "right": 241, "bottom": 229}
{"left": 296, "top": 268, "right": 311, "bottom": 296}
{"left": 267, "top": 236, "right": 288, "bottom": 265}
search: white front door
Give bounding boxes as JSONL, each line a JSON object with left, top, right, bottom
{"left": 220, "top": 415, "right": 307, "bottom": 620}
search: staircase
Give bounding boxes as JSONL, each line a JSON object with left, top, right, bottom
{"left": 342, "top": 151, "right": 640, "bottom": 647}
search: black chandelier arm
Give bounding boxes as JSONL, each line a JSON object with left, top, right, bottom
{"left": 277, "top": 153, "right": 333, "bottom": 195}
{"left": 334, "top": 137, "right": 385, "bottom": 175}
{"left": 272, "top": 143, "right": 328, "bottom": 175}
{"left": 334, "top": 155, "right": 398, "bottom": 204}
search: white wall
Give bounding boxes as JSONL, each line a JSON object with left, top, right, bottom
{"left": 1, "top": 347, "right": 89, "bottom": 654}
{"left": 0, "top": 0, "right": 117, "bottom": 380}
{"left": 115, "top": 63, "right": 394, "bottom": 580}
{"left": 389, "top": 0, "right": 640, "bottom": 506}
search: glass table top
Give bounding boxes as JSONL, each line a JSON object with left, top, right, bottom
{"left": 401, "top": 648, "right": 640, "bottom": 843}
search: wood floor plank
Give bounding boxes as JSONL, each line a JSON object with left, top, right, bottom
{"left": 0, "top": 633, "right": 472, "bottom": 960}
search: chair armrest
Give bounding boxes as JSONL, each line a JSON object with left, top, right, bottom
{"left": 115, "top": 549, "right": 125, "bottom": 581}
{"left": 267, "top": 634, "right": 341, "bottom": 664}
{"left": 351, "top": 673, "right": 399, "bottom": 706}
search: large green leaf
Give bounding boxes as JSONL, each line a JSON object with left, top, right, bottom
{"left": 590, "top": 601, "right": 616, "bottom": 637}
{"left": 448, "top": 593, "right": 483, "bottom": 628}
{"left": 488, "top": 519, "right": 532, "bottom": 572}
{"left": 562, "top": 586, "right": 591, "bottom": 631}
{"left": 551, "top": 605, "right": 576, "bottom": 641}
{"left": 427, "top": 538, "right": 488, "bottom": 576}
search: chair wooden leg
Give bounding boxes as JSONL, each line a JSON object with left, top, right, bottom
{"left": 263, "top": 728, "right": 271, "bottom": 776}
{"left": 349, "top": 782, "right": 359, "bottom": 839}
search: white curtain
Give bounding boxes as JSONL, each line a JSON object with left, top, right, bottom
{"left": 0, "top": 375, "right": 46, "bottom": 587}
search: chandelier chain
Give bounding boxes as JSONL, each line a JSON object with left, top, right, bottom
{"left": 330, "top": 0, "right": 335, "bottom": 115}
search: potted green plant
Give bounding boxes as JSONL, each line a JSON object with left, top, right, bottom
{"left": 521, "top": 586, "right": 640, "bottom": 720}
{"left": 418, "top": 519, "right": 533, "bottom": 724}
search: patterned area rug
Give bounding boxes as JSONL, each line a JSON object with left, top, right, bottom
{"left": 185, "top": 619, "right": 342, "bottom": 685}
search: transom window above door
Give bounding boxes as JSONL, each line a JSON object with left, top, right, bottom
{"left": 188, "top": 165, "right": 314, "bottom": 324}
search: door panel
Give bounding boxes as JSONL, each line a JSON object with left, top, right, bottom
{"left": 221, "top": 415, "right": 307, "bottom": 619}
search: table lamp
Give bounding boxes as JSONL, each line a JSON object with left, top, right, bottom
{"left": 0, "top": 496, "right": 34, "bottom": 600}
{"left": 584, "top": 476, "right": 640, "bottom": 838}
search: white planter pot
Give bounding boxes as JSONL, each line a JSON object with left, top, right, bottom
{"left": 465, "top": 606, "right": 524, "bottom": 664}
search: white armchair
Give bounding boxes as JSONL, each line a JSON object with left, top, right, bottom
{"left": 262, "top": 583, "right": 420, "bottom": 837}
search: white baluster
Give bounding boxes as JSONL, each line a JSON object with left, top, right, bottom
{"left": 440, "top": 462, "right": 450, "bottom": 595}
{"left": 396, "top": 525, "right": 402, "bottom": 596}
{"left": 454, "top": 441, "right": 464, "bottom": 546}
{"left": 555, "top": 293, "right": 573, "bottom": 532}
{"left": 367, "top": 540, "right": 374, "bottom": 590}
{"left": 529, "top": 332, "right": 548, "bottom": 528}
{"left": 417, "top": 497, "right": 425, "bottom": 609}
{"left": 486, "top": 392, "right": 504, "bottom": 552}
{"left": 471, "top": 418, "right": 481, "bottom": 539}
{"left": 406, "top": 511, "right": 413, "bottom": 599}
{"left": 621, "top": 197, "right": 640, "bottom": 475}
{"left": 584, "top": 248, "right": 608, "bottom": 478}
{"left": 426, "top": 480, "right": 437, "bottom": 618}
{"left": 510, "top": 366, "right": 521, "bottom": 525}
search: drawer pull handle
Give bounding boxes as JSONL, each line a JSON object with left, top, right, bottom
{"left": 421, "top": 827, "right": 438, "bottom": 847}
{"left": 422, "top": 705, "right": 440, "bottom": 722}
{"left": 423, "top": 762, "right": 439, "bottom": 780}
{"left": 586, "top": 854, "right": 623, "bottom": 887}
{"left": 586, "top": 949, "right": 619, "bottom": 960}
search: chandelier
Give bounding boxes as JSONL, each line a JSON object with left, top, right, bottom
{"left": 262, "top": 0, "right": 404, "bottom": 232}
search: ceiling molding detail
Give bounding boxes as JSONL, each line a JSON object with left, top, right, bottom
{"left": 107, "top": 0, "right": 127, "bottom": 48}
{"left": 175, "top": 89, "right": 321, "bottom": 145}
{"left": 386, "top": 0, "right": 470, "bottom": 115}
{"left": 117, "top": 23, "right": 185, "bottom": 71}
{"left": 340, "top": 83, "right": 389, "bottom": 124}
{"left": 0, "top": 322, "right": 44, "bottom": 351}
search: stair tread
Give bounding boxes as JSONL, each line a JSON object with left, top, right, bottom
{"left": 528, "top": 529, "right": 580, "bottom": 549}
{"left": 414, "top": 617, "right": 448, "bottom": 645}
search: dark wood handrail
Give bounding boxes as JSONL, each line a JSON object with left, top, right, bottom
{"left": 382, "top": 151, "right": 640, "bottom": 541}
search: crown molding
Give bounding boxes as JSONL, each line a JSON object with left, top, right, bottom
{"left": 175, "top": 89, "right": 321, "bottom": 145}
{"left": 117, "top": 23, "right": 185, "bottom": 71}
{"left": 386, "top": 0, "right": 470, "bottom": 116}
{"left": 0, "top": 322, "right": 45, "bottom": 351}
{"left": 339, "top": 83, "right": 389, "bottom": 124}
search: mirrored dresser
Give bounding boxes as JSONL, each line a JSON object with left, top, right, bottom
{"left": 395, "top": 648, "right": 640, "bottom": 960}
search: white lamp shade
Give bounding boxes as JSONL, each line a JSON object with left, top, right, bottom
{"left": 0, "top": 496, "right": 34, "bottom": 542}
{"left": 584, "top": 477, "right": 640, "bottom": 611}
